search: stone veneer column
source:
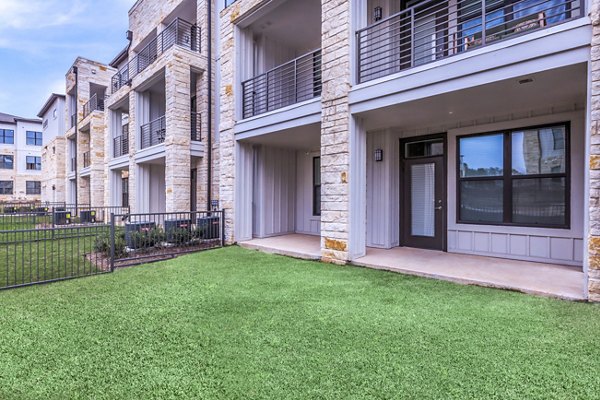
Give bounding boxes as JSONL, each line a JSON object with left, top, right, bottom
{"left": 164, "top": 58, "right": 192, "bottom": 212}
{"left": 588, "top": 0, "right": 600, "bottom": 302}
{"left": 320, "top": 0, "right": 353, "bottom": 263}
{"left": 128, "top": 92, "right": 137, "bottom": 213}
{"left": 89, "top": 113, "right": 106, "bottom": 208}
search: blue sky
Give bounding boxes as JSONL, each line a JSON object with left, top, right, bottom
{"left": 0, "top": 0, "right": 134, "bottom": 119}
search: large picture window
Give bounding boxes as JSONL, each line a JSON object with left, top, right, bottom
{"left": 457, "top": 123, "right": 569, "bottom": 228}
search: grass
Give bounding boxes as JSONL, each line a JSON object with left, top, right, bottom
{"left": 0, "top": 246, "right": 599, "bottom": 399}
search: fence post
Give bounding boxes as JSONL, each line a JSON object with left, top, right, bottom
{"left": 110, "top": 213, "right": 116, "bottom": 272}
{"left": 221, "top": 208, "right": 226, "bottom": 247}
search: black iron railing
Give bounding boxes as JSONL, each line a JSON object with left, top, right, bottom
{"left": 83, "top": 151, "right": 91, "bottom": 168}
{"left": 111, "top": 18, "right": 200, "bottom": 93}
{"left": 113, "top": 126, "right": 129, "bottom": 158}
{"left": 357, "top": 0, "right": 583, "bottom": 83}
{"left": 140, "top": 115, "right": 166, "bottom": 149}
{"left": 70, "top": 113, "right": 76, "bottom": 128}
{"left": 70, "top": 157, "right": 77, "bottom": 172}
{"left": 82, "top": 93, "right": 105, "bottom": 118}
{"left": 242, "top": 49, "right": 322, "bottom": 119}
{"left": 191, "top": 112, "right": 201, "bottom": 141}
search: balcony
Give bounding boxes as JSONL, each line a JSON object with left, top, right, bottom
{"left": 140, "top": 116, "right": 166, "bottom": 149}
{"left": 356, "top": 0, "right": 583, "bottom": 83}
{"left": 82, "top": 94, "right": 105, "bottom": 119}
{"left": 83, "top": 151, "right": 91, "bottom": 168}
{"left": 191, "top": 112, "right": 201, "bottom": 141}
{"left": 70, "top": 157, "right": 77, "bottom": 172}
{"left": 242, "top": 49, "right": 322, "bottom": 119}
{"left": 111, "top": 18, "right": 201, "bottom": 93}
{"left": 70, "top": 113, "right": 76, "bottom": 128}
{"left": 113, "top": 126, "right": 129, "bottom": 158}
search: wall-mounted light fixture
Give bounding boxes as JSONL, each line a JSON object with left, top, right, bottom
{"left": 374, "top": 6, "right": 383, "bottom": 21}
{"left": 375, "top": 148, "right": 383, "bottom": 162}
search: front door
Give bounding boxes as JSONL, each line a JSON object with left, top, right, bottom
{"left": 401, "top": 136, "right": 446, "bottom": 250}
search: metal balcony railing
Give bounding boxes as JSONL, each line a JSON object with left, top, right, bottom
{"left": 140, "top": 115, "right": 166, "bottom": 149}
{"left": 82, "top": 93, "right": 106, "bottom": 118}
{"left": 356, "top": 0, "right": 583, "bottom": 83}
{"left": 70, "top": 113, "right": 76, "bottom": 128}
{"left": 241, "top": 49, "right": 322, "bottom": 119}
{"left": 191, "top": 112, "right": 201, "bottom": 141}
{"left": 70, "top": 157, "right": 77, "bottom": 172}
{"left": 113, "top": 125, "right": 129, "bottom": 158}
{"left": 83, "top": 151, "right": 91, "bottom": 168}
{"left": 111, "top": 18, "right": 201, "bottom": 93}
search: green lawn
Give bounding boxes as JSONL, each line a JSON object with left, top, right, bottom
{"left": 1, "top": 246, "right": 599, "bottom": 399}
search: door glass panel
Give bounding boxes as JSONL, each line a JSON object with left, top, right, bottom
{"left": 405, "top": 139, "right": 444, "bottom": 158}
{"left": 411, "top": 163, "right": 435, "bottom": 237}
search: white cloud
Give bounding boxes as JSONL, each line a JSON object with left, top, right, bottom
{"left": 0, "top": 0, "right": 88, "bottom": 30}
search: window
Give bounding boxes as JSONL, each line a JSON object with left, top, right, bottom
{"left": 313, "top": 157, "right": 321, "bottom": 216}
{"left": 26, "top": 131, "right": 43, "bottom": 146}
{"left": 26, "top": 181, "right": 41, "bottom": 195}
{"left": 0, "top": 129, "right": 14, "bottom": 144}
{"left": 457, "top": 123, "right": 569, "bottom": 228}
{"left": 0, "top": 155, "right": 13, "bottom": 169}
{"left": 53, "top": 108, "right": 57, "bottom": 119}
{"left": 0, "top": 181, "right": 13, "bottom": 195}
{"left": 224, "top": 0, "right": 238, "bottom": 8}
{"left": 26, "top": 156, "right": 41, "bottom": 171}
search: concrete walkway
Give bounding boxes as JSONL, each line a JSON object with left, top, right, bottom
{"left": 354, "top": 247, "right": 585, "bottom": 301}
{"left": 239, "top": 234, "right": 586, "bottom": 301}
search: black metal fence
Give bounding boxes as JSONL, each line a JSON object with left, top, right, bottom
{"left": 356, "top": 0, "right": 582, "bottom": 83}
{"left": 242, "top": 49, "right": 322, "bottom": 119}
{"left": 0, "top": 206, "right": 225, "bottom": 290}
{"left": 191, "top": 112, "right": 201, "bottom": 141}
{"left": 111, "top": 18, "right": 201, "bottom": 93}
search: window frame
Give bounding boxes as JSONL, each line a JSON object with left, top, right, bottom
{"left": 26, "top": 131, "right": 43, "bottom": 146}
{"left": 456, "top": 122, "right": 570, "bottom": 229}
{"left": 0, "top": 180, "right": 13, "bottom": 195}
{"left": 0, "top": 129, "right": 14, "bottom": 145}
{"left": 26, "top": 181, "right": 41, "bottom": 195}
{"left": 313, "top": 156, "right": 321, "bottom": 217}
{"left": 26, "top": 156, "right": 42, "bottom": 171}
{"left": 0, "top": 154, "right": 13, "bottom": 170}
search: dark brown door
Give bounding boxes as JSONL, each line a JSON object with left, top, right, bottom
{"left": 401, "top": 137, "right": 446, "bottom": 250}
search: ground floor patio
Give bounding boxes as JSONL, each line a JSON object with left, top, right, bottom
{"left": 240, "top": 233, "right": 585, "bottom": 300}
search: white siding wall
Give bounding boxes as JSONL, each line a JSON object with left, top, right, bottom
{"left": 252, "top": 145, "right": 296, "bottom": 237}
{"left": 296, "top": 151, "right": 321, "bottom": 235}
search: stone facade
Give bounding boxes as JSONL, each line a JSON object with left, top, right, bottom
{"left": 588, "top": 0, "right": 600, "bottom": 301}
{"left": 41, "top": 136, "right": 67, "bottom": 204}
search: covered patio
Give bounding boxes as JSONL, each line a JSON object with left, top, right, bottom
{"left": 239, "top": 233, "right": 585, "bottom": 300}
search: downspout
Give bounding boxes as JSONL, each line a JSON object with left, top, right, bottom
{"left": 207, "top": 0, "right": 213, "bottom": 210}
{"left": 72, "top": 65, "right": 78, "bottom": 209}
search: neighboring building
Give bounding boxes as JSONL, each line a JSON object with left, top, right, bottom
{"left": 0, "top": 112, "right": 44, "bottom": 202}
{"left": 64, "top": 57, "right": 115, "bottom": 207}
{"left": 38, "top": 93, "right": 67, "bottom": 204}
{"left": 103, "top": 0, "right": 215, "bottom": 214}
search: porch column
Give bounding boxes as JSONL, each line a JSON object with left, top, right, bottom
{"left": 128, "top": 92, "right": 138, "bottom": 213}
{"left": 320, "top": 0, "right": 353, "bottom": 263}
{"left": 164, "top": 61, "right": 192, "bottom": 212}
{"left": 89, "top": 113, "right": 106, "bottom": 208}
{"left": 235, "top": 141, "right": 253, "bottom": 242}
{"left": 588, "top": 0, "right": 600, "bottom": 302}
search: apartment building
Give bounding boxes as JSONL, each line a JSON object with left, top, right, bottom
{"left": 104, "top": 0, "right": 215, "bottom": 214}
{"left": 0, "top": 112, "right": 44, "bottom": 202}
{"left": 216, "top": 0, "right": 600, "bottom": 300}
{"left": 38, "top": 93, "right": 67, "bottom": 204}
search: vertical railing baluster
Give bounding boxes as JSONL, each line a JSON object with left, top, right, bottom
{"left": 481, "top": 0, "right": 487, "bottom": 46}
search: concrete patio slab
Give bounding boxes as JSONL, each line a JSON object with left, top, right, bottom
{"left": 239, "top": 234, "right": 321, "bottom": 260}
{"left": 354, "top": 247, "right": 586, "bottom": 301}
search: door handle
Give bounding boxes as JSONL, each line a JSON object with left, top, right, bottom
{"left": 435, "top": 206, "right": 443, "bottom": 210}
